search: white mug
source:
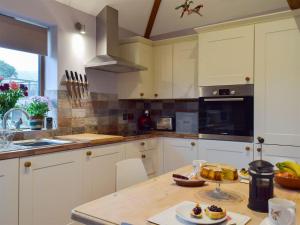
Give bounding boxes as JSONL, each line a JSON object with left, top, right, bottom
{"left": 268, "top": 198, "right": 296, "bottom": 225}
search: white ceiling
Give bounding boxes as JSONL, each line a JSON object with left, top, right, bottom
{"left": 55, "top": 0, "right": 289, "bottom": 37}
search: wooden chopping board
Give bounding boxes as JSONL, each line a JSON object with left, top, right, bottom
{"left": 55, "top": 133, "right": 124, "bottom": 145}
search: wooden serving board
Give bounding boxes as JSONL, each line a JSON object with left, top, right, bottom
{"left": 55, "top": 133, "right": 124, "bottom": 145}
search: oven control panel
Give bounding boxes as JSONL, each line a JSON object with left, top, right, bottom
{"left": 199, "top": 85, "right": 254, "bottom": 98}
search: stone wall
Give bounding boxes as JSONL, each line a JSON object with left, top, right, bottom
{"left": 53, "top": 90, "right": 199, "bottom": 135}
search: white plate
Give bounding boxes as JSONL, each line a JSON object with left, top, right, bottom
{"left": 175, "top": 202, "right": 227, "bottom": 225}
{"left": 260, "top": 217, "right": 272, "bottom": 225}
{"left": 238, "top": 170, "right": 249, "bottom": 180}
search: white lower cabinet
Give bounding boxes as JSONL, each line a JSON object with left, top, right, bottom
{"left": 0, "top": 158, "right": 19, "bottom": 225}
{"left": 124, "top": 138, "right": 163, "bottom": 177}
{"left": 82, "top": 144, "right": 124, "bottom": 203}
{"left": 19, "top": 150, "right": 82, "bottom": 225}
{"left": 254, "top": 144, "right": 300, "bottom": 165}
{"left": 198, "top": 140, "right": 253, "bottom": 169}
{"left": 163, "top": 138, "right": 198, "bottom": 173}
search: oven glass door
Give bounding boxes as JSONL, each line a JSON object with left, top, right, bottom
{"left": 199, "top": 96, "right": 253, "bottom": 136}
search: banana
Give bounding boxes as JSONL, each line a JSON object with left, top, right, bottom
{"left": 277, "top": 161, "right": 300, "bottom": 177}
{"left": 276, "top": 163, "right": 297, "bottom": 175}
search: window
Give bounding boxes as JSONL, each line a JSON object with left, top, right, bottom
{"left": 0, "top": 46, "right": 44, "bottom": 96}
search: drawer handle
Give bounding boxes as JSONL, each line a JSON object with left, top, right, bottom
{"left": 141, "top": 154, "right": 146, "bottom": 159}
{"left": 140, "top": 93, "right": 144, "bottom": 97}
{"left": 245, "top": 76, "right": 251, "bottom": 82}
{"left": 154, "top": 93, "right": 158, "bottom": 97}
{"left": 245, "top": 146, "right": 251, "bottom": 151}
{"left": 24, "top": 161, "right": 32, "bottom": 168}
{"left": 86, "top": 151, "right": 92, "bottom": 156}
{"left": 191, "top": 142, "right": 196, "bottom": 146}
{"left": 140, "top": 142, "right": 145, "bottom": 146}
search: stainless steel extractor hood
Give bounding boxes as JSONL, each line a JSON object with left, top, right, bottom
{"left": 86, "top": 6, "right": 147, "bottom": 73}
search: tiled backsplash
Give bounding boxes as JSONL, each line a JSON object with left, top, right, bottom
{"left": 48, "top": 90, "right": 199, "bottom": 135}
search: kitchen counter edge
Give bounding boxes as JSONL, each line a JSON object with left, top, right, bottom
{"left": 0, "top": 132, "right": 198, "bottom": 160}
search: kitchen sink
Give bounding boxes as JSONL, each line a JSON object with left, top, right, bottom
{"left": 13, "top": 139, "right": 73, "bottom": 147}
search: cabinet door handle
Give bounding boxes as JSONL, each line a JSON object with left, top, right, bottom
{"left": 140, "top": 142, "right": 145, "bottom": 146}
{"left": 257, "top": 148, "right": 262, "bottom": 153}
{"left": 191, "top": 142, "right": 196, "bottom": 147}
{"left": 86, "top": 151, "right": 92, "bottom": 156}
{"left": 245, "top": 146, "right": 251, "bottom": 151}
{"left": 245, "top": 76, "right": 251, "bottom": 82}
{"left": 24, "top": 161, "right": 32, "bottom": 168}
{"left": 141, "top": 154, "right": 146, "bottom": 159}
{"left": 154, "top": 93, "right": 158, "bottom": 98}
{"left": 140, "top": 93, "right": 144, "bottom": 97}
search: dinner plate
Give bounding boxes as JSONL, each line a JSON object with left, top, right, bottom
{"left": 259, "top": 217, "right": 272, "bottom": 225}
{"left": 175, "top": 202, "right": 227, "bottom": 224}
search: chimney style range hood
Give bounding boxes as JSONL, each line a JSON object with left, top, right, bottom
{"left": 86, "top": 6, "right": 147, "bottom": 73}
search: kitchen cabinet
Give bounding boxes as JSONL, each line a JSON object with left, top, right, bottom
{"left": 19, "top": 150, "right": 82, "bottom": 225}
{"left": 254, "top": 144, "right": 300, "bottom": 165}
{"left": 82, "top": 144, "right": 124, "bottom": 202}
{"left": 197, "top": 25, "right": 254, "bottom": 86}
{"left": 0, "top": 159, "right": 18, "bottom": 225}
{"left": 198, "top": 140, "right": 253, "bottom": 169}
{"left": 153, "top": 44, "right": 173, "bottom": 99}
{"left": 124, "top": 138, "right": 163, "bottom": 176}
{"left": 255, "top": 17, "right": 300, "bottom": 146}
{"left": 173, "top": 40, "right": 198, "bottom": 98}
{"left": 163, "top": 138, "right": 198, "bottom": 172}
{"left": 118, "top": 41, "right": 153, "bottom": 99}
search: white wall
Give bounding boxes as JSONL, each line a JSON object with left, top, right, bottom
{"left": 0, "top": 0, "right": 97, "bottom": 91}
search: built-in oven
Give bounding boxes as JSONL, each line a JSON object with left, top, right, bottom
{"left": 198, "top": 85, "right": 254, "bottom": 142}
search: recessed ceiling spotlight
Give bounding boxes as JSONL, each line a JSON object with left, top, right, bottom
{"left": 75, "top": 22, "right": 86, "bottom": 34}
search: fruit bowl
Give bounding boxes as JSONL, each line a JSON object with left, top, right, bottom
{"left": 275, "top": 173, "right": 300, "bottom": 190}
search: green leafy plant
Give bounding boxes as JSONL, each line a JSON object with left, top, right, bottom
{"left": 24, "top": 96, "right": 50, "bottom": 118}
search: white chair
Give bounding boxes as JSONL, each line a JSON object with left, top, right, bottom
{"left": 116, "top": 158, "right": 148, "bottom": 191}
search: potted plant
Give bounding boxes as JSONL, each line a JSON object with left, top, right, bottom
{"left": 0, "top": 76, "right": 28, "bottom": 118}
{"left": 24, "top": 96, "right": 50, "bottom": 130}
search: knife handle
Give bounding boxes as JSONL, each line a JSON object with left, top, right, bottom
{"left": 74, "top": 72, "right": 79, "bottom": 82}
{"left": 70, "top": 71, "right": 75, "bottom": 81}
{"left": 65, "top": 70, "right": 70, "bottom": 81}
{"left": 79, "top": 74, "right": 83, "bottom": 83}
{"left": 172, "top": 174, "right": 189, "bottom": 180}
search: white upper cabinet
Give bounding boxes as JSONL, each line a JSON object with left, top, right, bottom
{"left": 118, "top": 41, "right": 153, "bottom": 99}
{"left": 153, "top": 44, "right": 173, "bottom": 99}
{"left": 0, "top": 159, "right": 18, "bottom": 225}
{"left": 198, "top": 25, "right": 254, "bottom": 86}
{"left": 255, "top": 17, "right": 300, "bottom": 146}
{"left": 173, "top": 40, "right": 198, "bottom": 98}
{"left": 19, "top": 151, "right": 82, "bottom": 225}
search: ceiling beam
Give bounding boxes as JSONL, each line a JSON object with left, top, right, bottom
{"left": 144, "top": 0, "right": 161, "bottom": 39}
{"left": 287, "top": 0, "right": 300, "bottom": 9}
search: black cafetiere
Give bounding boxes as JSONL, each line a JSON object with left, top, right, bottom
{"left": 248, "top": 159, "right": 274, "bottom": 212}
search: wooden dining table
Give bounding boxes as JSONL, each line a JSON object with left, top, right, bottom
{"left": 71, "top": 166, "right": 300, "bottom": 225}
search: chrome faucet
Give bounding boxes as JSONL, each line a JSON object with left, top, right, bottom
{"left": 2, "top": 108, "right": 30, "bottom": 129}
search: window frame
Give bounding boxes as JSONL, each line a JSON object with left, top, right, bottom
{"left": 38, "top": 55, "right": 45, "bottom": 96}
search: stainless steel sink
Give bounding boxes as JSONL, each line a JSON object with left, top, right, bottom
{"left": 13, "top": 139, "right": 73, "bottom": 147}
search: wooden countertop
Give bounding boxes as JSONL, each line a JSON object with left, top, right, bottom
{"left": 0, "top": 132, "right": 198, "bottom": 160}
{"left": 72, "top": 166, "right": 300, "bottom": 225}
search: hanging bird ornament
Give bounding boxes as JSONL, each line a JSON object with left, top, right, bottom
{"left": 175, "top": 0, "right": 203, "bottom": 18}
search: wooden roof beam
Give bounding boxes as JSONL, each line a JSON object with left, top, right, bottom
{"left": 144, "top": 0, "right": 161, "bottom": 39}
{"left": 287, "top": 0, "right": 300, "bottom": 9}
